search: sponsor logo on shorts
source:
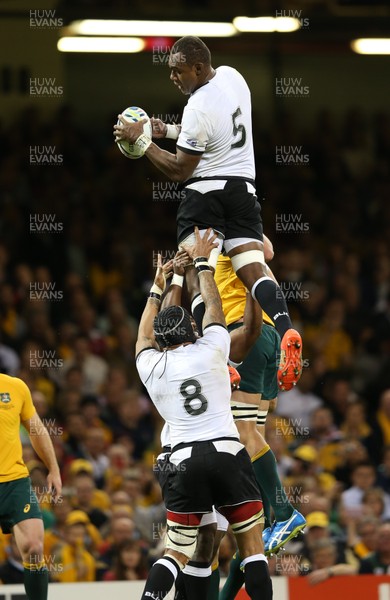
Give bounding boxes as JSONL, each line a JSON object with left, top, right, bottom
{"left": 24, "top": 504, "right": 31, "bottom": 513}
{"left": 0, "top": 393, "right": 11, "bottom": 403}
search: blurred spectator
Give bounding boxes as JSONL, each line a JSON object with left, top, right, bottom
{"left": 51, "top": 511, "right": 96, "bottom": 582}
{"left": 359, "top": 522, "right": 390, "bottom": 574}
{"left": 0, "top": 536, "right": 24, "bottom": 584}
{"left": 62, "top": 335, "right": 109, "bottom": 394}
{"left": 341, "top": 463, "right": 378, "bottom": 518}
{"left": 80, "top": 427, "right": 109, "bottom": 487}
{"left": 98, "top": 516, "right": 137, "bottom": 571}
{"left": 102, "top": 540, "right": 148, "bottom": 581}
{"left": 306, "top": 538, "right": 356, "bottom": 585}
{"left": 71, "top": 472, "right": 110, "bottom": 528}
{"left": 275, "top": 369, "right": 323, "bottom": 430}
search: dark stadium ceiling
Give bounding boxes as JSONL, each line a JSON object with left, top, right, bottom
{"left": 1, "top": 0, "right": 390, "bottom": 54}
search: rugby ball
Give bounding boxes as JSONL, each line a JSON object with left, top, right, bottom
{"left": 116, "top": 106, "right": 152, "bottom": 160}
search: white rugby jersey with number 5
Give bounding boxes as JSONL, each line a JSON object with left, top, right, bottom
{"left": 136, "top": 324, "right": 239, "bottom": 448}
{"left": 177, "top": 66, "right": 255, "bottom": 181}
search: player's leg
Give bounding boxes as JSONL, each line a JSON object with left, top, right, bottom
{"left": 226, "top": 239, "right": 302, "bottom": 391}
{"left": 256, "top": 326, "right": 305, "bottom": 554}
{"left": 6, "top": 477, "right": 48, "bottom": 600}
{"left": 181, "top": 517, "right": 217, "bottom": 600}
{"left": 215, "top": 444, "right": 272, "bottom": 600}
{"left": 13, "top": 519, "right": 48, "bottom": 600}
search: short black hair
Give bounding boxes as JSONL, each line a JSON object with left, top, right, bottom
{"left": 171, "top": 36, "right": 211, "bottom": 67}
{"left": 153, "top": 306, "right": 196, "bottom": 349}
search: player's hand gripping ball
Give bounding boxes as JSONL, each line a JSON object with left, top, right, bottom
{"left": 116, "top": 107, "right": 152, "bottom": 159}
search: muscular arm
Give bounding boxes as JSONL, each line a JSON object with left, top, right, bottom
{"left": 23, "top": 413, "right": 62, "bottom": 496}
{"left": 135, "top": 298, "right": 160, "bottom": 355}
{"left": 161, "top": 284, "right": 182, "bottom": 309}
{"left": 145, "top": 145, "right": 202, "bottom": 182}
{"left": 198, "top": 270, "right": 226, "bottom": 330}
{"left": 229, "top": 292, "right": 263, "bottom": 364}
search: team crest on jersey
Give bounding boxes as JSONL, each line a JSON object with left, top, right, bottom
{"left": 186, "top": 138, "right": 198, "bottom": 147}
{"left": 0, "top": 393, "right": 11, "bottom": 403}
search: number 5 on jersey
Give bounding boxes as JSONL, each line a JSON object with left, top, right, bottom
{"left": 231, "top": 107, "right": 246, "bottom": 149}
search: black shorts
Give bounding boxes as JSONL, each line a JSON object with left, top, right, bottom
{"left": 164, "top": 437, "right": 262, "bottom": 514}
{"left": 177, "top": 179, "right": 263, "bottom": 245}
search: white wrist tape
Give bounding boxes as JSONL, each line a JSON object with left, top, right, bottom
{"left": 171, "top": 274, "right": 184, "bottom": 287}
{"left": 150, "top": 283, "right": 163, "bottom": 295}
{"left": 165, "top": 124, "right": 180, "bottom": 140}
{"left": 135, "top": 133, "right": 152, "bottom": 155}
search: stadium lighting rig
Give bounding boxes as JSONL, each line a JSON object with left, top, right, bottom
{"left": 57, "top": 17, "right": 302, "bottom": 53}
{"left": 351, "top": 38, "right": 390, "bottom": 54}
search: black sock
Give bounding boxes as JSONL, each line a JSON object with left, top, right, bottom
{"left": 183, "top": 561, "right": 211, "bottom": 600}
{"left": 23, "top": 564, "right": 48, "bottom": 600}
{"left": 243, "top": 557, "right": 272, "bottom": 600}
{"left": 141, "top": 555, "right": 180, "bottom": 600}
{"left": 252, "top": 277, "right": 292, "bottom": 338}
{"left": 191, "top": 294, "right": 205, "bottom": 336}
{"left": 175, "top": 570, "right": 186, "bottom": 599}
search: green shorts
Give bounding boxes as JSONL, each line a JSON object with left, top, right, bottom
{"left": 0, "top": 476, "right": 42, "bottom": 533}
{"left": 229, "top": 322, "right": 280, "bottom": 400}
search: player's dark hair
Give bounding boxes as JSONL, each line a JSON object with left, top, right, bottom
{"left": 153, "top": 306, "right": 196, "bottom": 349}
{"left": 171, "top": 36, "right": 211, "bottom": 67}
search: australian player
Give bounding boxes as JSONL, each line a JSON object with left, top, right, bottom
{"left": 0, "top": 373, "right": 62, "bottom": 600}
{"left": 215, "top": 248, "right": 306, "bottom": 600}
{"left": 114, "top": 35, "right": 302, "bottom": 392}
{"left": 136, "top": 228, "right": 272, "bottom": 600}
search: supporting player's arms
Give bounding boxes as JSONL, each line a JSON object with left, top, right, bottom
{"left": 229, "top": 292, "right": 263, "bottom": 364}
{"left": 23, "top": 412, "right": 62, "bottom": 498}
{"left": 161, "top": 250, "right": 188, "bottom": 309}
{"left": 182, "top": 228, "right": 225, "bottom": 330}
{"left": 136, "top": 253, "right": 166, "bottom": 355}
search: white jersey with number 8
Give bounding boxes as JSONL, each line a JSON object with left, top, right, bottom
{"left": 136, "top": 324, "right": 238, "bottom": 449}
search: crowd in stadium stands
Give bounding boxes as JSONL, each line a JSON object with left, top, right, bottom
{"left": 0, "top": 104, "right": 389, "bottom": 583}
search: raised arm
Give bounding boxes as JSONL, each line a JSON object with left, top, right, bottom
{"left": 182, "top": 227, "right": 225, "bottom": 330}
{"left": 161, "top": 250, "right": 189, "bottom": 309}
{"left": 135, "top": 254, "right": 166, "bottom": 356}
{"left": 229, "top": 292, "right": 263, "bottom": 364}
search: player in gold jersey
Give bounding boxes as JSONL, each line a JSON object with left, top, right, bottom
{"left": 215, "top": 244, "right": 306, "bottom": 600}
{"left": 0, "top": 373, "right": 61, "bottom": 600}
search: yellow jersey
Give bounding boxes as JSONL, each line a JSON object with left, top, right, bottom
{"left": 0, "top": 374, "right": 36, "bottom": 483}
{"left": 214, "top": 255, "right": 274, "bottom": 327}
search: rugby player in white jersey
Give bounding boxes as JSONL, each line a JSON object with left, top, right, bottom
{"left": 136, "top": 228, "right": 272, "bottom": 600}
{"left": 114, "top": 35, "right": 302, "bottom": 392}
